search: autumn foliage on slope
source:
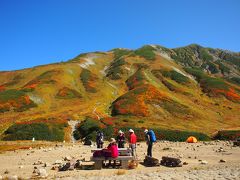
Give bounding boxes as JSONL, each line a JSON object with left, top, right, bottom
{"left": 0, "top": 89, "right": 37, "bottom": 113}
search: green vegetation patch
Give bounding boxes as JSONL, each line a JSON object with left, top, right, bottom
{"left": 133, "top": 46, "right": 156, "bottom": 60}
{"left": 0, "top": 89, "right": 37, "bottom": 113}
{"left": 106, "top": 58, "right": 126, "bottom": 80}
{"left": 0, "top": 89, "right": 26, "bottom": 102}
{"left": 2, "top": 122, "right": 67, "bottom": 141}
{"left": 184, "top": 67, "right": 229, "bottom": 92}
{"left": 112, "top": 49, "right": 132, "bottom": 59}
{"left": 73, "top": 117, "right": 113, "bottom": 141}
{"left": 213, "top": 130, "right": 240, "bottom": 140}
{"left": 228, "top": 77, "right": 240, "bottom": 86}
{"left": 73, "top": 117, "right": 211, "bottom": 142}
{"left": 80, "top": 69, "right": 98, "bottom": 93}
{"left": 216, "top": 61, "right": 230, "bottom": 74}
{"left": 126, "top": 69, "right": 147, "bottom": 90}
{"left": 160, "top": 70, "right": 189, "bottom": 84}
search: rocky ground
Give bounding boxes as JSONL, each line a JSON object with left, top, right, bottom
{"left": 0, "top": 140, "right": 239, "bottom": 179}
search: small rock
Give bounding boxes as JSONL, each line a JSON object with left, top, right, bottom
{"left": 51, "top": 166, "right": 59, "bottom": 170}
{"left": 33, "top": 160, "right": 43, "bottom": 165}
{"left": 0, "top": 175, "right": 2, "bottom": 180}
{"left": 4, "top": 169, "right": 9, "bottom": 174}
{"left": 34, "top": 166, "right": 38, "bottom": 169}
{"left": 64, "top": 156, "right": 72, "bottom": 161}
{"left": 183, "top": 162, "right": 188, "bottom": 165}
{"left": 19, "top": 165, "right": 23, "bottom": 169}
{"left": 188, "top": 156, "right": 191, "bottom": 159}
{"left": 219, "top": 159, "right": 226, "bottom": 163}
{"left": 29, "top": 147, "right": 32, "bottom": 150}
{"left": 201, "top": 160, "right": 208, "bottom": 165}
{"left": 37, "top": 168, "right": 48, "bottom": 178}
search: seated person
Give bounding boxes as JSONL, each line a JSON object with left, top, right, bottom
{"left": 107, "top": 138, "right": 119, "bottom": 158}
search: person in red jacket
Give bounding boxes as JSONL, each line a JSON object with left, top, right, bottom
{"left": 129, "top": 129, "right": 137, "bottom": 159}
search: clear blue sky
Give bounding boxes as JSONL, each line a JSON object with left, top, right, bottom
{"left": 0, "top": 0, "right": 240, "bottom": 71}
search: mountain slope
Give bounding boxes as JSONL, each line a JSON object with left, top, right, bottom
{"left": 0, "top": 44, "right": 240, "bottom": 137}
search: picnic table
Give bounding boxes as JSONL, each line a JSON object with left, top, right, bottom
{"left": 90, "top": 148, "right": 133, "bottom": 169}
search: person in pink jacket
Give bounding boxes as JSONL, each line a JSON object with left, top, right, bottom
{"left": 107, "top": 138, "right": 119, "bottom": 158}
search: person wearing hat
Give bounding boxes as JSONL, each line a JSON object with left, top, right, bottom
{"left": 144, "top": 129, "right": 152, "bottom": 157}
{"left": 144, "top": 129, "right": 156, "bottom": 157}
{"left": 129, "top": 129, "right": 137, "bottom": 158}
{"left": 107, "top": 138, "right": 119, "bottom": 158}
{"left": 116, "top": 130, "right": 125, "bottom": 148}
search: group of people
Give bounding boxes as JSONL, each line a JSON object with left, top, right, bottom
{"left": 95, "top": 128, "right": 156, "bottom": 159}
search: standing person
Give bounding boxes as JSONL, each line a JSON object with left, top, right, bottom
{"left": 144, "top": 129, "right": 156, "bottom": 157}
{"left": 96, "top": 130, "right": 104, "bottom": 148}
{"left": 129, "top": 129, "right": 137, "bottom": 158}
{"left": 116, "top": 130, "right": 125, "bottom": 148}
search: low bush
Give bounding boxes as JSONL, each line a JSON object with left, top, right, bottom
{"left": 213, "top": 130, "right": 240, "bottom": 140}
{"left": 2, "top": 122, "right": 67, "bottom": 141}
{"left": 73, "top": 117, "right": 210, "bottom": 142}
{"left": 118, "top": 127, "right": 210, "bottom": 142}
{"left": 160, "top": 70, "right": 189, "bottom": 84}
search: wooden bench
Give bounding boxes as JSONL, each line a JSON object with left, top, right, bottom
{"left": 91, "top": 156, "right": 133, "bottom": 169}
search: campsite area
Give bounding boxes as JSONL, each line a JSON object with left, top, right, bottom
{"left": 0, "top": 140, "right": 239, "bottom": 179}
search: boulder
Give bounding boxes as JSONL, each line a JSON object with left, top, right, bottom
{"left": 143, "top": 156, "right": 160, "bottom": 167}
{"left": 160, "top": 156, "right": 182, "bottom": 167}
{"left": 219, "top": 159, "right": 226, "bottom": 163}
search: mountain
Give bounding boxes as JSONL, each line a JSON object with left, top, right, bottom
{"left": 0, "top": 44, "right": 240, "bottom": 139}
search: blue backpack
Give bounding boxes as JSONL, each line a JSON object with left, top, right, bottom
{"left": 148, "top": 130, "right": 156, "bottom": 142}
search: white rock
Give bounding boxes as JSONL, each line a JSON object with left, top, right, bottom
{"left": 19, "top": 165, "right": 23, "bottom": 169}
{"left": 64, "top": 156, "right": 72, "bottom": 161}
{"left": 201, "top": 160, "right": 208, "bottom": 164}
{"left": 55, "top": 160, "right": 63, "bottom": 164}
{"left": 37, "top": 168, "right": 48, "bottom": 178}
{"left": 0, "top": 175, "right": 2, "bottom": 180}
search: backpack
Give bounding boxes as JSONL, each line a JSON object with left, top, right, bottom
{"left": 148, "top": 130, "right": 156, "bottom": 142}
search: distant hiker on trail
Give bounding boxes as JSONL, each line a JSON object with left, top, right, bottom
{"left": 129, "top": 129, "right": 137, "bottom": 158}
{"left": 96, "top": 130, "right": 104, "bottom": 148}
{"left": 144, "top": 129, "right": 156, "bottom": 157}
{"left": 116, "top": 130, "right": 125, "bottom": 148}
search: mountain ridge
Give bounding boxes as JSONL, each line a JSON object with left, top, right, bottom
{"left": 0, "top": 43, "right": 240, "bottom": 140}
